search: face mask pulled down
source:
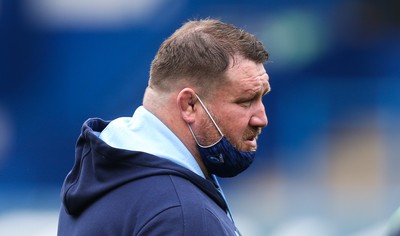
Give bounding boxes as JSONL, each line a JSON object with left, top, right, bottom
{"left": 188, "top": 95, "right": 256, "bottom": 178}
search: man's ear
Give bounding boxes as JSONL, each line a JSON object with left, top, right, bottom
{"left": 177, "top": 88, "right": 197, "bottom": 124}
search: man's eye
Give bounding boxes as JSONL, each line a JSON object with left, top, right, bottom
{"left": 239, "top": 100, "right": 252, "bottom": 107}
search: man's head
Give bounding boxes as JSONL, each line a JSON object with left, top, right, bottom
{"left": 144, "top": 18, "right": 270, "bottom": 177}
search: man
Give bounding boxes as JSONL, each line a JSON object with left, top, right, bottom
{"left": 58, "top": 18, "right": 271, "bottom": 236}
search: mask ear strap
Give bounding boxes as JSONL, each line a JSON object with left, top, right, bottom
{"left": 187, "top": 124, "right": 203, "bottom": 146}
{"left": 195, "top": 95, "right": 224, "bottom": 137}
{"left": 188, "top": 124, "right": 223, "bottom": 148}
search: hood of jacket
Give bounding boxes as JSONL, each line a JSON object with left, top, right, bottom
{"left": 61, "top": 118, "right": 226, "bottom": 216}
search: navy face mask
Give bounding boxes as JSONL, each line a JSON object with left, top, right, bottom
{"left": 188, "top": 95, "right": 256, "bottom": 178}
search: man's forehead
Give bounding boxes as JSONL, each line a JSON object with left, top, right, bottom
{"left": 232, "top": 65, "right": 269, "bottom": 88}
{"left": 240, "top": 74, "right": 270, "bottom": 94}
{"left": 223, "top": 57, "right": 270, "bottom": 93}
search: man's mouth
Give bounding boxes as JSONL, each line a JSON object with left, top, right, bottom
{"left": 244, "top": 135, "right": 258, "bottom": 150}
{"left": 241, "top": 128, "right": 262, "bottom": 150}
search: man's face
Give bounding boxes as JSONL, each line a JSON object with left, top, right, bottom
{"left": 197, "top": 57, "right": 271, "bottom": 152}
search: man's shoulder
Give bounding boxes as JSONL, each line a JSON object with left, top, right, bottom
{"left": 59, "top": 173, "right": 236, "bottom": 236}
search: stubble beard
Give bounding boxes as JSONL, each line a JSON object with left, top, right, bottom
{"left": 202, "top": 111, "right": 261, "bottom": 152}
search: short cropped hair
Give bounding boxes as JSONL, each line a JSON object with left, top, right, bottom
{"left": 149, "top": 19, "right": 269, "bottom": 95}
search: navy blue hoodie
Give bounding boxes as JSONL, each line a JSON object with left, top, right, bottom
{"left": 57, "top": 118, "right": 240, "bottom": 235}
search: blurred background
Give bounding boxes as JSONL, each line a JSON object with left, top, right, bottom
{"left": 1, "top": 0, "right": 399, "bottom": 235}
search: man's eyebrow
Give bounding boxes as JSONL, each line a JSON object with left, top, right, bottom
{"left": 263, "top": 84, "right": 271, "bottom": 95}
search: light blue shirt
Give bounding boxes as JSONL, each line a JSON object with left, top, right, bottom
{"left": 98, "top": 106, "right": 205, "bottom": 178}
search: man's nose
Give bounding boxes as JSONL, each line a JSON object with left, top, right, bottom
{"left": 250, "top": 102, "right": 268, "bottom": 128}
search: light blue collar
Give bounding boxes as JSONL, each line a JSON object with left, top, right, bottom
{"left": 98, "top": 106, "right": 205, "bottom": 178}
